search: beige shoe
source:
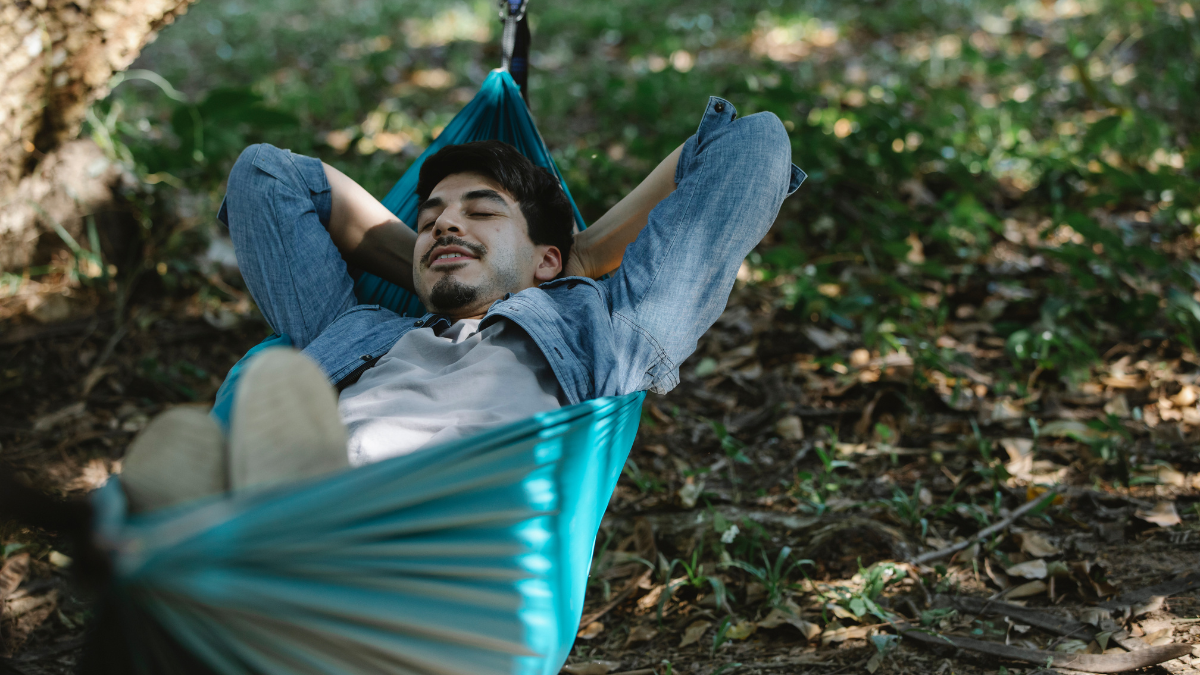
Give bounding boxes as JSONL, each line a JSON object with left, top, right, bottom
{"left": 121, "top": 407, "right": 227, "bottom": 513}
{"left": 229, "top": 348, "right": 349, "bottom": 491}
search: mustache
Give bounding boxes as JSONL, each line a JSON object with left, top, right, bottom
{"left": 420, "top": 236, "right": 487, "bottom": 267}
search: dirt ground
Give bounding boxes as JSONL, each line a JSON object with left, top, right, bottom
{"left": 3, "top": 257, "right": 1200, "bottom": 675}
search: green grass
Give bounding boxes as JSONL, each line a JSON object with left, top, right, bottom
{"left": 87, "top": 0, "right": 1200, "bottom": 394}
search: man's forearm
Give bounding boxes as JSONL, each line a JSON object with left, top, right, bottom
{"left": 323, "top": 162, "right": 417, "bottom": 292}
{"left": 574, "top": 143, "right": 684, "bottom": 278}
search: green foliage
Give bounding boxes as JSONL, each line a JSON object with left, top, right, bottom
{"left": 829, "top": 561, "right": 906, "bottom": 622}
{"left": 723, "top": 546, "right": 813, "bottom": 609}
{"left": 711, "top": 616, "right": 734, "bottom": 656}
{"left": 883, "top": 482, "right": 931, "bottom": 538}
{"left": 621, "top": 459, "right": 664, "bottom": 494}
{"left": 658, "top": 549, "right": 729, "bottom": 623}
{"left": 791, "top": 431, "right": 856, "bottom": 513}
{"left": 78, "top": 0, "right": 1199, "bottom": 396}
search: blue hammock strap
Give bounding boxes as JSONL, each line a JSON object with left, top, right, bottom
{"left": 498, "top": 0, "right": 530, "bottom": 101}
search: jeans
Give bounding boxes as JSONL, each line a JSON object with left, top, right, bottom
{"left": 218, "top": 146, "right": 354, "bottom": 348}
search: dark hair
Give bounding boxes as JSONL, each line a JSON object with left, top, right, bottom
{"left": 416, "top": 140, "right": 574, "bottom": 270}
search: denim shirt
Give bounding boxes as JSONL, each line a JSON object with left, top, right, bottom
{"left": 302, "top": 98, "right": 804, "bottom": 406}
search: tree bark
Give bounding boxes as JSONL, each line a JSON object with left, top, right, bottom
{"left": 0, "top": 0, "right": 197, "bottom": 271}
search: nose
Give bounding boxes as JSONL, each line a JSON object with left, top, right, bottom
{"left": 432, "top": 213, "right": 464, "bottom": 239}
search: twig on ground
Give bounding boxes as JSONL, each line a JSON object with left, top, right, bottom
{"left": 724, "top": 657, "right": 836, "bottom": 671}
{"left": 910, "top": 489, "right": 1058, "bottom": 565}
{"left": 942, "top": 596, "right": 1097, "bottom": 641}
{"left": 579, "top": 569, "right": 652, "bottom": 627}
{"left": 892, "top": 617, "right": 1190, "bottom": 673}
{"left": 1099, "top": 572, "right": 1200, "bottom": 611}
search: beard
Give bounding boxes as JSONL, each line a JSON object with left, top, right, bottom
{"left": 416, "top": 235, "right": 524, "bottom": 315}
{"left": 427, "top": 275, "right": 479, "bottom": 311}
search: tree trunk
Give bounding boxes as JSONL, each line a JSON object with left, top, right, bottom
{"left": 0, "top": 0, "right": 197, "bottom": 272}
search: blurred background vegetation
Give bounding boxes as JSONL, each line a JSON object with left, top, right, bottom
{"left": 70, "top": 0, "right": 1200, "bottom": 397}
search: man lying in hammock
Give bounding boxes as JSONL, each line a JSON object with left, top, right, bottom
{"left": 120, "top": 98, "right": 804, "bottom": 510}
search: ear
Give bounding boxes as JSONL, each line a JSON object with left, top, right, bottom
{"left": 533, "top": 245, "right": 563, "bottom": 282}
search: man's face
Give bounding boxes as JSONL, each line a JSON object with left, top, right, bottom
{"left": 413, "top": 172, "right": 561, "bottom": 319}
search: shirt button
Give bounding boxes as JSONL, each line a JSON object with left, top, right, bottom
{"left": 413, "top": 319, "right": 423, "bottom": 327}
{"left": 360, "top": 354, "right": 372, "bottom": 361}
{"left": 714, "top": 101, "right": 725, "bottom": 113}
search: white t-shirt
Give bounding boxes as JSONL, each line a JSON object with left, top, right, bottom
{"left": 337, "top": 318, "right": 567, "bottom": 466}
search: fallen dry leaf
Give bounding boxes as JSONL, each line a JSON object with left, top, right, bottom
{"left": 0, "top": 553, "right": 29, "bottom": 598}
{"left": 1132, "top": 595, "right": 1167, "bottom": 617}
{"left": 577, "top": 621, "right": 604, "bottom": 640}
{"left": 984, "top": 557, "right": 1011, "bottom": 590}
{"left": 2, "top": 589, "right": 58, "bottom": 656}
{"left": 1056, "top": 638, "right": 1090, "bottom": 654}
{"left": 757, "top": 603, "right": 821, "bottom": 640}
{"left": 636, "top": 584, "right": 665, "bottom": 611}
{"left": 678, "top": 477, "right": 704, "bottom": 509}
{"left": 726, "top": 620, "right": 757, "bottom": 640}
{"left": 1135, "top": 502, "right": 1182, "bottom": 528}
{"left": 775, "top": 415, "right": 804, "bottom": 440}
{"left": 1137, "top": 465, "right": 1187, "bottom": 488}
{"left": 3, "top": 589, "right": 58, "bottom": 619}
{"left": 1016, "top": 531, "right": 1060, "bottom": 558}
{"left": 1171, "top": 385, "right": 1197, "bottom": 407}
{"left": 1006, "top": 559, "right": 1049, "bottom": 579}
{"left": 825, "top": 602, "right": 858, "bottom": 621}
{"left": 1005, "top": 580, "right": 1048, "bottom": 599}
{"left": 1078, "top": 607, "right": 1113, "bottom": 627}
{"left": 624, "top": 624, "right": 658, "bottom": 646}
{"left": 906, "top": 232, "right": 926, "bottom": 262}
{"left": 803, "top": 325, "right": 851, "bottom": 351}
{"left": 1104, "top": 393, "right": 1131, "bottom": 418}
{"left": 32, "top": 401, "right": 86, "bottom": 432}
{"left": 822, "top": 622, "right": 871, "bottom": 645}
{"left": 562, "top": 661, "right": 621, "bottom": 675}
{"left": 679, "top": 620, "right": 711, "bottom": 648}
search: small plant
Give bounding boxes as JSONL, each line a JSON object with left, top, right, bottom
{"left": 711, "top": 616, "right": 734, "bottom": 656}
{"left": 883, "top": 482, "right": 930, "bottom": 539}
{"left": 724, "top": 546, "right": 813, "bottom": 609}
{"left": 1086, "top": 414, "right": 1134, "bottom": 485}
{"left": 791, "top": 433, "right": 856, "bottom": 514}
{"left": 866, "top": 634, "right": 900, "bottom": 672}
{"left": 657, "top": 549, "right": 728, "bottom": 623}
{"left": 586, "top": 529, "right": 618, "bottom": 600}
{"left": 708, "top": 420, "right": 751, "bottom": 497}
{"left": 622, "top": 459, "right": 664, "bottom": 494}
{"left": 830, "top": 562, "right": 907, "bottom": 622}
{"left": 968, "top": 418, "right": 1010, "bottom": 490}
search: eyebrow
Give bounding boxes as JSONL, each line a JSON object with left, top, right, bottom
{"left": 461, "top": 189, "right": 509, "bottom": 207}
{"left": 416, "top": 196, "right": 444, "bottom": 217}
{"left": 416, "top": 189, "right": 510, "bottom": 222}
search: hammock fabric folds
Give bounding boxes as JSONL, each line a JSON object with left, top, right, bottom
{"left": 93, "top": 69, "right": 646, "bottom": 675}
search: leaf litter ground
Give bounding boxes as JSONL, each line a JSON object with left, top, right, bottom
{"left": 5, "top": 0, "right": 1200, "bottom": 672}
{"left": 4, "top": 274, "right": 1200, "bottom": 675}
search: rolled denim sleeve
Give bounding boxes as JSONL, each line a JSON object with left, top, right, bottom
{"left": 603, "top": 98, "right": 805, "bottom": 394}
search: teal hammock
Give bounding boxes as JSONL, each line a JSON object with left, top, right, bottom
{"left": 93, "top": 69, "right": 646, "bottom": 675}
